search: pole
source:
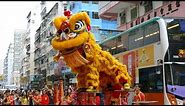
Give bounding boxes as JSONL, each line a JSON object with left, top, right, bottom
{"left": 54, "top": 81, "right": 59, "bottom": 105}
{"left": 59, "top": 80, "right": 64, "bottom": 105}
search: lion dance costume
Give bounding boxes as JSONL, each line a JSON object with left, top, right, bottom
{"left": 51, "top": 10, "right": 132, "bottom": 92}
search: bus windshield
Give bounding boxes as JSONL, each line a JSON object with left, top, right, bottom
{"left": 165, "top": 18, "right": 185, "bottom": 62}
{"left": 165, "top": 63, "right": 185, "bottom": 98}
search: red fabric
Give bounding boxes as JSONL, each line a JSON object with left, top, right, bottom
{"left": 8, "top": 95, "right": 14, "bottom": 105}
{"left": 96, "top": 96, "right": 100, "bottom": 105}
{"left": 112, "top": 84, "right": 122, "bottom": 98}
{"left": 33, "top": 95, "right": 42, "bottom": 105}
{"left": 120, "top": 92, "right": 129, "bottom": 105}
{"left": 81, "top": 93, "right": 87, "bottom": 105}
{"left": 41, "top": 94, "right": 49, "bottom": 105}
{"left": 133, "top": 91, "right": 145, "bottom": 102}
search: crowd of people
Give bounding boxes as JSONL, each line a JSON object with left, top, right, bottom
{"left": 0, "top": 84, "right": 145, "bottom": 105}
{"left": 0, "top": 88, "right": 54, "bottom": 105}
{"left": 0, "top": 84, "right": 78, "bottom": 105}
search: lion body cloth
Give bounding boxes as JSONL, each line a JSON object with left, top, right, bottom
{"left": 51, "top": 10, "right": 132, "bottom": 92}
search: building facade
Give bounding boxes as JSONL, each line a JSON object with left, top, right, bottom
{"left": 3, "top": 54, "right": 8, "bottom": 87}
{"left": 99, "top": 1, "right": 184, "bottom": 31}
{"left": 33, "top": 1, "right": 67, "bottom": 89}
{"left": 13, "top": 29, "right": 26, "bottom": 87}
{"left": 20, "top": 4, "right": 41, "bottom": 89}
{"left": 70, "top": 1, "right": 118, "bottom": 42}
{"left": 3, "top": 43, "right": 14, "bottom": 85}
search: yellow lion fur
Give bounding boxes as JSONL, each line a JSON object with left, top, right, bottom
{"left": 51, "top": 11, "right": 131, "bottom": 91}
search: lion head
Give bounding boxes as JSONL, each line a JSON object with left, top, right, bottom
{"left": 51, "top": 10, "right": 95, "bottom": 68}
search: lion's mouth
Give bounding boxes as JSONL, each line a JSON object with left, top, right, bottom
{"left": 62, "top": 45, "right": 86, "bottom": 58}
{"left": 61, "top": 44, "right": 89, "bottom": 68}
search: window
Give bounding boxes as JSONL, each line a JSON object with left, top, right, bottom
{"left": 120, "top": 12, "right": 126, "bottom": 24}
{"left": 131, "top": 7, "right": 137, "bottom": 21}
{"left": 82, "top": 1, "right": 89, "bottom": 3}
{"left": 116, "top": 33, "right": 129, "bottom": 54}
{"left": 139, "top": 66, "right": 163, "bottom": 93}
{"left": 144, "top": 1, "right": 153, "bottom": 13}
{"left": 128, "top": 27, "right": 144, "bottom": 50}
{"left": 92, "top": 12, "right": 99, "bottom": 19}
{"left": 81, "top": 10, "right": 89, "bottom": 16}
{"left": 92, "top": 1, "right": 98, "bottom": 4}
{"left": 101, "top": 38, "right": 117, "bottom": 55}
{"left": 163, "top": 1, "right": 170, "bottom": 5}
{"left": 144, "top": 22, "right": 160, "bottom": 45}
{"left": 70, "top": 3, "right": 75, "bottom": 10}
{"left": 165, "top": 64, "right": 185, "bottom": 98}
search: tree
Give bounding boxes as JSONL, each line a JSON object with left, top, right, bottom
{"left": 0, "top": 75, "right": 4, "bottom": 81}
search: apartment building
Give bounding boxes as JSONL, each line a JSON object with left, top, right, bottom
{"left": 20, "top": 3, "right": 41, "bottom": 89}
{"left": 3, "top": 43, "right": 14, "bottom": 85}
{"left": 33, "top": 1, "right": 67, "bottom": 88}
{"left": 13, "top": 29, "right": 26, "bottom": 87}
{"left": 99, "top": 1, "right": 184, "bottom": 31}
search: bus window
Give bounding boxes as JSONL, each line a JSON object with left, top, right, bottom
{"left": 116, "top": 33, "right": 129, "bottom": 54}
{"left": 128, "top": 27, "right": 144, "bottom": 50}
{"left": 144, "top": 22, "right": 160, "bottom": 45}
{"left": 165, "top": 18, "right": 185, "bottom": 62}
{"left": 139, "top": 66, "right": 163, "bottom": 93}
{"left": 165, "top": 63, "right": 185, "bottom": 98}
{"left": 103, "top": 38, "right": 117, "bottom": 55}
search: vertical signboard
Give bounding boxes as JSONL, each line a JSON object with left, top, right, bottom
{"left": 123, "top": 51, "right": 135, "bottom": 85}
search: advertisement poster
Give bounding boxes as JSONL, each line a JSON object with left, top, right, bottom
{"left": 137, "top": 45, "right": 154, "bottom": 67}
{"left": 122, "top": 51, "right": 135, "bottom": 84}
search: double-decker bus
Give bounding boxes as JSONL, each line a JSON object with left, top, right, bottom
{"left": 99, "top": 17, "right": 185, "bottom": 105}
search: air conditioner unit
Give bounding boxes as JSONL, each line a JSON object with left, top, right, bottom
{"left": 140, "top": 1, "right": 148, "bottom": 6}
{"left": 119, "top": 12, "right": 125, "bottom": 17}
{"left": 140, "top": 1, "right": 144, "bottom": 5}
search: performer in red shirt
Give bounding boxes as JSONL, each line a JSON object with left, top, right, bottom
{"left": 40, "top": 89, "right": 49, "bottom": 105}
{"left": 133, "top": 85, "right": 145, "bottom": 102}
{"left": 33, "top": 90, "right": 42, "bottom": 105}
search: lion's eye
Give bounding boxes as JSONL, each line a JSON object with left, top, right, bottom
{"left": 74, "top": 20, "right": 84, "bottom": 30}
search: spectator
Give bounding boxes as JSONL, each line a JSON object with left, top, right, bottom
{"left": 40, "top": 89, "right": 49, "bottom": 105}
{"left": 20, "top": 92, "right": 28, "bottom": 105}
{"left": 2, "top": 92, "right": 8, "bottom": 105}
{"left": 47, "top": 89, "right": 54, "bottom": 105}
{"left": 14, "top": 92, "right": 20, "bottom": 105}
{"left": 0, "top": 91, "right": 4, "bottom": 105}
{"left": 133, "top": 85, "right": 145, "bottom": 102}
{"left": 3, "top": 89, "right": 14, "bottom": 105}
{"left": 33, "top": 90, "right": 41, "bottom": 105}
{"left": 28, "top": 90, "right": 34, "bottom": 105}
{"left": 10, "top": 90, "right": 15, "bottom": 105}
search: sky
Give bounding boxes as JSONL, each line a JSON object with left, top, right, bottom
{"left": 0, "top": 1, "right": 40, "bottom": 74}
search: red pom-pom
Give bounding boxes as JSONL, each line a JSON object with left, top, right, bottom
{"left": 64, "top": 10, "right": 71, "bottom": 17}
{"left": 87, "top": 25, "right": 91, "bottom": 31}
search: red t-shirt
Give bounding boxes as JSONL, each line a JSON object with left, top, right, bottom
{"left": 96, "top": 96, "right": 100, "bottom": 105}
{"left": 41, "top": 94, "right": 49, "bottom": 105}
{"left": 133, "top": 91, "right": 145, "bottom": 102}
{"left": 33, "top": 95, "right": 42, "bottom": 105}
{"left": 7, "top": 95, "right": 14, "bottom": 105}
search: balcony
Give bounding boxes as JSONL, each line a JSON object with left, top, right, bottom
{"left": 99, "top": 1, "right": 138, "bottom": 20}
{"left": 117, "top": 1, "right": 184, "bottom": 31}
